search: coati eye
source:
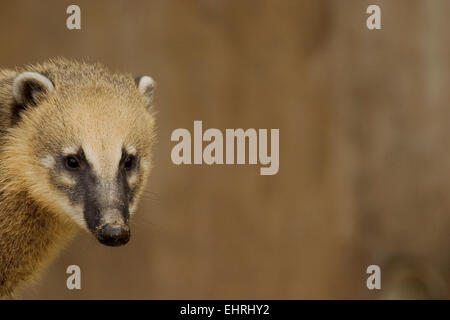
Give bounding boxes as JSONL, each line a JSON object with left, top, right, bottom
{"left": 65, "top": 156, "right": 80, "bottom": 170}
{"left": 124, "top": 155, "right": 135, "bottom": 170}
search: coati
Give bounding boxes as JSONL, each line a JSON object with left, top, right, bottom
{"left": 0, "top": 58, "right": 156, "bottom": 298}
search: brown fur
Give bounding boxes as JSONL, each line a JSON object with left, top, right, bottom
{"left": 0, "top": 58, "right": 156, "bottom": 297}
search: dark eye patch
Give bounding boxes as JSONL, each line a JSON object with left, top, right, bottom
{"left": 120, "top": 149, "right": 138, "bottom": 171}
{"left": 51, "top": 148, "right": 92, "bottom": 205}
{"left": 60, "top": 148, "right": 88, "bottom": 173}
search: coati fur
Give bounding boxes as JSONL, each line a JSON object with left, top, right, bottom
{"left": 0, "top": 58, "right": 156, "bottom": 298}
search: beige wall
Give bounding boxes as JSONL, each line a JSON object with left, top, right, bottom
{"left": 0, "top": 0, "right": 449, "bottom": 299}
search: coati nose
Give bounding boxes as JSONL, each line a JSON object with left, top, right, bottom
{"left": 96, "top": 224, "right": 130, "bottom": 247}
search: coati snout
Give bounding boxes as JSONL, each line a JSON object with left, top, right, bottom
{"left": 94, "top": 208, "right": 131, "bottom": 247}
{"left": 60, "top": 147, "right": 135, "bottom": 246}
{"left": 96, "top": 222, "right": 130, "bottom": 247}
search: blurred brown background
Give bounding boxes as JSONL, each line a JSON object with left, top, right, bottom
{"left": 1, "top": 0, "right": 449, "bottom": 299}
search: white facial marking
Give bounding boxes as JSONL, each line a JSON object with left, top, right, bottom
{"left": 41, "top": 155, "right": 55, "bottom": 168}
{"left": 62, "top": 145, "right": 79, "bottom": 156}
{"left": 83, "top": 143, "right": 122, "bottom": 180}
{"left": 125, "top": 144, "right": 137, "bottom": 156}
{"left": 57, "top": 173, "right": 76, "bottom": 186}
{"left": 128, "top": 173, "right": 138, "bottom": 186}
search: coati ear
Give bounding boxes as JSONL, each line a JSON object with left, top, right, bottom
{"left": 13, "top": 72, "right": 55, "bottom": 107}
{"left": 135, "top": 76, "right": 155, "bottom": 110}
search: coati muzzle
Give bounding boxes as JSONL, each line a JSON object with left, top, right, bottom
{"left": 93, "top": 208, "right": 130, "bottom": 247}
{"left": 96, "top": 222, "right": 130, "bottom": 247}
{"left": 80, "top": 164, "right": 133, "bottom": 247}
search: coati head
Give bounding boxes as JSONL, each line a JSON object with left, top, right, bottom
{"left": 2, "top": 59, "right": 156, "bottom": 246}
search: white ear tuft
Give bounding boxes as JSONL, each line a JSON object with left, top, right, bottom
{"left": 136, "top": 75, "right": 155, "bottom": 109}
{"left": 13, "top": 72, "right": 55, "bottom": 106}
{"left": 138, "top": 76, "right": 155, "bottom": 95}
